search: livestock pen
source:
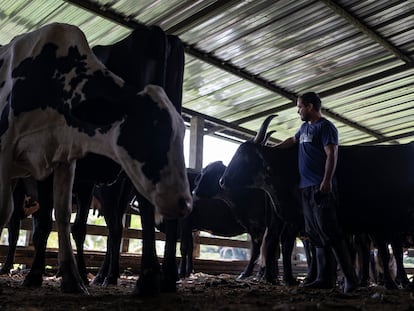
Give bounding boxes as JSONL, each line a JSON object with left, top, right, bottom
{"left": 3, "top": 208, "right": 414, "bottom": 311}
{"left": 0, "top": 207, "right": 308, "bottom": 279}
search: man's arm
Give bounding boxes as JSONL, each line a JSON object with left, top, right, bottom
{"left": 275, "top": 136, "right": 297, "bottom": 149}
{"left": 320, "top": 144, "right": 338, "bottom": 193}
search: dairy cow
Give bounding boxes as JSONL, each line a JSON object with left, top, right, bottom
{"left": 0, "top": 23, "right": 191, "bottom": 293}
{"left": 220, "top": 115, "right": 414, "bottom": 289}
{"left": 0, "top": 24, "right": 187, "bottom": 296}
{"left": 86, "top": 25, "right": 186, "bottom": 294}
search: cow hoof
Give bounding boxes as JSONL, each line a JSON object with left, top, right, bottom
{"left": 133, "top": 274, "right": 161, "bottom": 297}
{"left": 255, "top": 268, "right": 265, "bottom": 280}
{"left": 265, "top": 278, "right": 280, "bottom": 285}
{"left": 80, "top": 274, "right": 89, "bottom": 287}
{"left": 22, "top": 272, "right": 43, "bottom": 288}
{"left": 403, "top": 282, "right": 414, "bottom": 291}
{"left": 384, "top": 281, "right": 399, "bottom": 290}
{"left": 161, "top": 280, "right": 177, "bottom": 293}
{"left": 61, "top": 280, "right": 89, "bottom": 294}
{"left": 59, "top": 261, "right": 89, "bottom": 294}
{"left": 395, "top": 277, "right": 410, "bottom": 289}
{"left": 102, "top": 277, "right": 118, "bottom": 288}
{"left": 237, "top": 272, "right": 252, "bottom": 280}
{"left": 343, "top": 280, "right": 358, "bottom": 294}
{"left": 0, "top": 268, "right": 10, "bottom": 275}
{"left": 284, "top": 278, "right": 299, "bottom": 286}
{"left": 91, "top": 274, "right": 105, "bottom": 286}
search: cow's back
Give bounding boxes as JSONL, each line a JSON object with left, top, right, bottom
{"left": 337, "top": 142, "right": 414, "bottom": 233}
{"left": 92, "top": 25, "right": 184, "bottom": 112}
{"left": 0, "top": 23, "right": 125, "bottom": 137}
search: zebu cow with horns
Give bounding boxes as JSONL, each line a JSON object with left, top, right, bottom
{"left": 221, "top": 115, "right": 414, "bottom": 291}
{"left": 0, "top": 23, "right": 192, "bottom": 293}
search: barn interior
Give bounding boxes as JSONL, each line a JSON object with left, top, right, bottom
{"left": 0, "top": 1, "right": 413, "bottom": 309}
{"left": 1, "top": 0, "right": 412, "bottom": 149}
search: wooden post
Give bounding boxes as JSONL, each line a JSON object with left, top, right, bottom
{"left": 121, "top": 212, "right": 131, "bottom": 253}
{"left": 189, "top": 116, "right": 204, "bottom": 170}
{"left": 188, "top": 116, "right": 204, "bottom": 258}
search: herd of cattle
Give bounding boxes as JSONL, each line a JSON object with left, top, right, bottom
{"left": 0, "top": 23, "right": 413, "bottom": 296}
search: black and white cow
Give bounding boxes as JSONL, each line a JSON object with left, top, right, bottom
{"left": 1, "top": 24, "right": 187, "bottom": 296}
{"left": 0, "top": 23, "right": 191, "bottom": 293}
{"left": 220, "top": 115, "right": 414, "bottom": 290}
{"left": 84, "top": 24, "right": 186, "bottom": 295}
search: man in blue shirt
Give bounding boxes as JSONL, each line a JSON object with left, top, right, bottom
{"left": 277, "top": 92, "right": 358, "bottom": 293}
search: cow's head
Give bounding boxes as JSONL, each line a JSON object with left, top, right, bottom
{"left": 111, "top": 85, "right": 192, "bottom": 219}
{"left": 219, "top": 115, "right": 276, "bottom": 191}
{"left": 192, "top": 161, "right": 226, "bottom": 199}
{"left": 220, "top": 115, "right": 302, "bottom": 222}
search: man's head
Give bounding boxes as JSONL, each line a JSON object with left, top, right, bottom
{"left": 296, "top": 92, "right": 321, "bottom": 122}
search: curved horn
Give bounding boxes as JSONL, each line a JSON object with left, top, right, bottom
{"left": 253, "top": 114, "right": 277, "bottom": 144}
{"left": 263, "top": 130, "right": 276, "bottom": 145}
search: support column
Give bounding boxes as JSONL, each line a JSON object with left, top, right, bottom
{"left": 189, "top": 116, "right": 204, "bottom": 171}
{"left": 188, "top": 116, "right": 204, "bottom": 259}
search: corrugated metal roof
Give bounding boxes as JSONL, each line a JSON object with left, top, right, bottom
{"left": 0, "top": 0, "right": 413, "bottom": 145}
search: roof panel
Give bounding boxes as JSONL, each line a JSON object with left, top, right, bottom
{"left": 0, "top": 0, "right": 412, "bottom": 147}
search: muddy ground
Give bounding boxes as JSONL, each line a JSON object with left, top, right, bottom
{"left": 2, "top": 272, "right": 414, "bottom": 311}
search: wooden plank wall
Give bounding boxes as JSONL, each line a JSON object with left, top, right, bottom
{"left": 0, "top": 211, "right": 310, "bottom": 276}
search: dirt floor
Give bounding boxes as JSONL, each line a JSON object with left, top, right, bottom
{"left": 2, "top": 272, "right": 414, "bottom": 311}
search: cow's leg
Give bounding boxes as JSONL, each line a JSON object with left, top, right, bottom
{"left": 92, "top": 237, "right": 110, "bottom": 286}
{"left": 354, "top": 233, "right": 371, "bottom": 287}
{"left": 238, "top": 234, "right": 261, "bottom": 279}
{"left": 0, "top": 165, "right": 14, "bottom": 229}
{"left": 377, "top": 242, "right": 397, "bottom": 289}
{"left": 0, "top": 167, "right": 13, "bottom": 293}
{"left": 264, "top": 216, "right": 285, "bottom": 284}
{"left": 187, "top": 231, "right": 195, "bottom": 278}
{"left": 23, "top": 177, "right": 53, "bottom": 287}
{"left": 90, "top": 186, "right": 110, "bottom": 286}
{"left": 0, "top": 208, "right": 21, "bottom": 275}
{"left": 371, "top": 235, "right": 398, "bottom": 290}
{"left": 331, "top": 238, "right": 359, "bottom": 293}
{"left": 254, "top": 228, "right": 268, "bottom": 280}
{"left": 0, "top": 178, "right": 24, "bottom": 275}
{"left": 133, "top": 196, "right": 161, "bottom": 296}
{"left": 100, "top": 178, "right": 131, "bottom": 287}
{"left": 106, "top": 179, "right": 134, "bottom": 287}
{"left": 91, "top": 181, "right": 126, "bottom": 287}
{"left": 391, "top": 238, "right": 410, "bottom": 288}
{"left": 281, "top": 224, "right": 299, "bottom": 286}
{"left": 71, "top": 182, "right": 94, "bottom": 286}
{"left": 161, "top": 218, "right": 179, "bottom": 292}
{"left": 102, "top": 209, "right": 123, "bottom": 287}
{"left": 53, "top": 162, "right": 88, "bottom": 294}
{"left": 178, "top": 219, "right": 191, "bottom": 279}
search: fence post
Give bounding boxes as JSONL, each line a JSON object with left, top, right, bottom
{"left": 121, "top": 212, "right": 131, "bottom": 253}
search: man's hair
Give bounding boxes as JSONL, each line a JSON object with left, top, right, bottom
{"left": 300, "top": 92, "right": 321, "bottom": 111}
